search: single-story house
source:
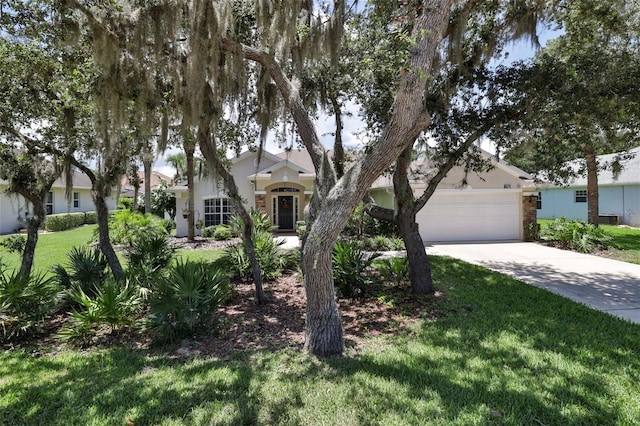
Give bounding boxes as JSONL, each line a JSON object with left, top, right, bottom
{"left": 120, "top": 170, "right": 172, "bottom": 198}
{"left": 536, "top": 146, "right": 640, "bottom": 226}
{"left": 0, "top": 171, "right": 117, "bottom": 234}
{"left": 172, "top": 148, "right": 538, "bottom": 242}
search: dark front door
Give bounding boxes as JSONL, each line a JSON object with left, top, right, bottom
{"left": 278, "top": 196, "right": 294, "bottom": 230}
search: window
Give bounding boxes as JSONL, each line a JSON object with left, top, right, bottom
{"left": 204, "top": 198, "right": 233, "bottom": 226}
{"left": 575, "top": 190, "right": 587, "bottom": 203}
{"left": 537, "top": 193, "right": 542, "bottom": 210}
{"left": 46, "top": 191, "right": 53, "bottom": 215}
{"left": 73, "top": 192, "right": 80, "bottom": 208}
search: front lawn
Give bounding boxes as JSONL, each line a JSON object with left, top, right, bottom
{"left": 539, "top": 219, "right": 640, "bottom": 264}
{"left": 2, "top": 256, "right": 640, "bottom": 425}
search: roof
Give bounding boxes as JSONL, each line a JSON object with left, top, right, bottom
{"left": 120, "top": 170, "right": 172, "bottom": 193}
{"left": 559, "top": 146, "right": 640, "bottom": 187}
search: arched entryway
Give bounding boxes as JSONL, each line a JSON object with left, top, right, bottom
{"left": 269, "top": 186, "right": 302, "bottom": 231}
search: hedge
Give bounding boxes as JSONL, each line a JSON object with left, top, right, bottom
{"left": 44, "top": 211, "right": 98, "bottom": 232}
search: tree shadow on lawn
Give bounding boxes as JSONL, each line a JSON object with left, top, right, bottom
{"left": 3, "top": 257, "right": 640, "bottom": 425}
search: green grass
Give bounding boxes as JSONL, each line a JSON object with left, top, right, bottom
{"left": 539, "top": 218, "right": 640, "bottom": 264}
{"left": 0, "top": 227, "right": 226, "bottom": 275}
{"left": 2, "top": 256, "right": 640, "bottom": 425}
{"left": 0, "top": 225, "right": 98, "bottom": 273}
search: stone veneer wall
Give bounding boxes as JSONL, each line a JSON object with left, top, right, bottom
{"left": 522, "top": 194, "right": 539, "bottom": 241}
{"left": 255, "top": 194, "right": 266, "bottom": 214}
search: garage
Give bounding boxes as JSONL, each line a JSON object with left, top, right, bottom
{"left": 416, "top": 190, "right": 522, "bottom": 242}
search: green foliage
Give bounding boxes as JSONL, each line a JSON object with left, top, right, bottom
{"left": 60, "top": 278, "right": 141, "bottom": 341}
{"left": 332, "top": 240, "right": 381, "bottom": 298}
{"left": 126, "top": 234, "right": 176, "bottom": 287}
{"left": 376, "top": 257, "right": 410, "bottom": 287}
{"left": 343, "top": 203, "right": 396, "bottom": 238}
{"left": 295, "top": 220, "right": 306, "bottom": 238}
{"left": 109, "top": 210, "right": 168, "bottom": 246}
{"left": 0, "top": 235, "right": 26, "bottom": 254}
{"left": 361, "top": 236, "right": 405, "bottom": 251}
{"left": 221, "top": 231, "right": 285, "bottom": 281}
{"left": 214, "top": 225, "right": 233, "bottom": 240}
{"left": 541, "top": 217, "right": 613, "bottom": 253}
{"left": 146, "top": 260, "right": 230, "bottom": 339}
{"left": 53, "top": 246, "right": 109, "bottom": 298}
{"left": 44, "top": 213, "right": 86, "bottom": 232}
{"left": 158, "top": 218, "right": 175, "bottom": 234}
{"left": 150, "top": 182, "right": 177, "bottom": 219}
{"left": 230, "top": 208, "right": 276, "bottom": 235}
{"left": 0, "top": 267, "right": 61, "bottom": 341}
{"left": 83, "top": 211, "right": 98, "bottom": 224}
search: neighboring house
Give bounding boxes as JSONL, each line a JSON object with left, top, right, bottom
{"left": 536, "top": 146, "right": 640, "bottom": 226}
{"left": 0, "top": 171, "right": 117, "bottom": 234}
{"left": 173, "top": 148, "right": 538, "bottom": 242}
{"left": 120, "top": 170, "right": 172, "bottom": 198}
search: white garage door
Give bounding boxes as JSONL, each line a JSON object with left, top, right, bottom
{"left": 416, "top": 190, "right": 521, "bottom": 242}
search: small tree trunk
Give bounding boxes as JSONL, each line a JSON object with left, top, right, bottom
{"left": 19, "top": 202, "right": 45, "bottom": 278}
{"left": 397, "top": 211, "right": 433, "bottom": 294}
{"left": 94, "top": 192, "right": 124, "bottom": 280}
{"left": 186, "top": 144, "right": 196, "bottom": 240}
{"left": 584, "top": 144, "right": 599, "bottom": 225}
{"left": 144, "top": 159, "right": 152, "bottom": 214}
{"left": 197, "top": 120, "right": 265, "bottom": 304}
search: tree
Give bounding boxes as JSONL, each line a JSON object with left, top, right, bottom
{"left": 501, "top": 0, "right": 640, "bottom": 225}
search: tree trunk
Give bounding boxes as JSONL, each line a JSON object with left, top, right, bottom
{"left": 302, "top": 235, "right": 343, "bottom": 356}
{"left": 393, "top": 147, "right": 433, "bottom": 294}
{"left": 144, "top": 158, "right": 152, "bottom": 214}
{"left": 94, "top": 192, "right": 124, "bottom": 280}
{"left": 221, "top": 0, "right": 453, "bottom": 357}
{"left": 397, "top": 210, "right": 433, "bottom": 294}
{"left": 185, "top": 144, "right": 196, "bottom": 240}
{"left": 584, "top": 143, "right": 599, "bottom": 225}
{"left": 197, "top": 122, "right": 266, "bottom": 304}
{"left": 19, "top": 202, "right": 46, "bottom": 278}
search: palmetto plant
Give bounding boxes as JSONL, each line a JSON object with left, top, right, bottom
{"left": 376, "top": 257, "right": 410, "bottom": 287}
{"left": 0, "top": 266, "right": 62, "bottom": 341}
{"left": 147, "top": 260, "right": 230, "bottom": 339}
{"left": 60, "top": 278, "right": 142, "bottom": 341}
{"left": 53, "top": 246, "right": 108, "bottom": 298}
{"left": 332, "top": 241, "right": 381, "bottom": 298}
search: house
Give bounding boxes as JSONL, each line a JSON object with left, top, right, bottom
{"left": 120, "top": 170, "right": 172, "bottom": 198}
{"left": 0, "top": 171, "right": 117, "bottom": 234}
{"left": 173, "top": 148, "right": 538, "bottom": 242}
{"left": 172, "top": 150, "right": 315, "bottom": 237}
{"left": 536, "top": 146, "right": 640, "bottom": 226}
{"left": 369, "top": 151, "right": 537, "bottom": 242}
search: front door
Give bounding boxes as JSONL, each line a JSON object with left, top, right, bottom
{"left": 278, "top": 196, "right": 294, "bottom": 230}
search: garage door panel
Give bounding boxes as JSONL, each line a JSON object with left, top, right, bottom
{"left": 416, "top": 192, "right": 520, "bottom": 242}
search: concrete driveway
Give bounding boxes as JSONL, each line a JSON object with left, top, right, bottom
{"left": 426, "top": 242, "right": 640, "bottom": 325}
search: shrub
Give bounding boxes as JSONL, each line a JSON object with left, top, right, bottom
{"left": 146, "top": 260, "right": 230, "bottom": 339}
{"left": 230, "top": 208, "right": 275, "bottom": 235}
{"left": 45, "top": 213, "right": 86, "bottom": 232}
{"left": 213, "top": 224, "right": 233, "bottom": 241}
{"left": 343, "top": 203, "right": 397, "bottom": 238}
{"left": 221, "top": 231, "right": 285, "bottom": 281}
{"left": 109, "top": 210, "right": 168, "bottom": 246}
{"left": 53, "top": 246, "right": 109, "bottom": 298}
{"left": 0, "top": 235, "right": 27, "bottom": 254}
{"left": 541, "top": 218, "right": 612, "bottom": 253}
{"left": 126, "top": 234, "right": 176, "bottom": 288}
{"left": 158, "top": 218, "right": 175, "bottom": 234}
{"left": 296, "top": 221, "right": 306, "bottom": 238}
{"left": 0, "top": 267, "right": 62, "bottom": 341}
{"left": 376, "top": 257, "right": 410, "bottom": 287}
{"left": 83, "top": 211, "right": 98, "bottom": 224}
{"left": 60, "top": 278, "right": 141, "bottom": 341}
{"left": 332, "top": 240, "right": 381, "bottom": 298}
{"left": 362, "top": 236, "right": 405, "bottom": 251}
